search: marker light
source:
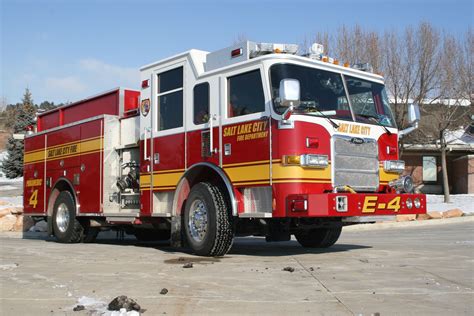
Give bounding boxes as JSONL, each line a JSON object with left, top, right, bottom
{"left": 414, "top": 198, "right": 421, "bottom": 209}
{"left": 384, "top": 160, "right": 405, "bottom": 173}
{"left": 141, "top": 79, "right": 149, "bottom": 88}
{"left": 231, "top": 48, "right": 243, "bottom": 58}
{"left": 283, "top": 154, "right": 328, "bottom": 168}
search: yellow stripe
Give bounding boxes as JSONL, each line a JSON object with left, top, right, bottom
{"left": 272, "top": 179, "right": 330, "bottom": 184}
{"left": 140, "top": 162, "right": 390, "bottom": 189}
{"left": 272, "top": 163, "right": 331, "bottom": 181}
{"left": 224, "top": 164, "right": 270, "bottom": 182}
{"left": 234, "top": 180, "right": 271, "bottom": 186}
{"left": 223, "top": 159, "right": 271, "bottom": 168}
{"left": 24, "top": 151, "right": 45, "bottom": 164}
{"left": 139, "top": 171, "right": 183, "bottom": 189}
{"left": 140, "top": 174, "right": 151, "bottom": 186}
{"left": 24, "top": 136, "right": 102, "bottom": 155}
{"left": 154, "top": 168, "right": 185, "bottom": 174}
{"left": 24, "top": 137, "right": 103, "bottom": 164}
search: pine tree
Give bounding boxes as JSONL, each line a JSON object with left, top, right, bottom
{"left": 1, "top": 88, "right": 36, "bottom": 178}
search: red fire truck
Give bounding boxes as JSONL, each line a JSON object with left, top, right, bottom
{"left": 23, "top": 42, "right": 426, "bottom": 256}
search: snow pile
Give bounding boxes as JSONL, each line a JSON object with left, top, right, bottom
{"left": 427, "top": 194, "right": 474, "bottom": 214}
{"left": 0, "top": 196, "right": 23, "bottom": 211}
{"left": 72, "top": 296, "right": 142, "bottom": 315}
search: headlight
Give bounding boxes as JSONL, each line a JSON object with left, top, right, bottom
{"left": 389, "top": 175, "right": 414, "bottom": 193}
{"left": 414, "top": 198, "right": 421, "bottom": 209}
{"left": 283, "top": 154, "right": 328, "bottom": 168}
{"left": 384, "top": 160, "right": 405, "bottom": 173}
{"left": 406, "top": 198, "right": 413, "bottom": 209}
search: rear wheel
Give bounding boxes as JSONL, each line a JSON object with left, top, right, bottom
{"left": 184, "top": 182, "right": 234, "bottom": 256}
{"left": 52, "top": 191, "right": 83, "bottom": 243}
{"left": 294, "top": 227, "right": 342, "bottom": 248}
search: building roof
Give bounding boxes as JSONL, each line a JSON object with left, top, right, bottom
{"left": 404, "top": 126, "right": 474, "bottom": 152}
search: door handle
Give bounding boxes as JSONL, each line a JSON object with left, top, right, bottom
{"left": 209, "top": 114, "right": 218, "bottom": 155}
{"left": 143, "top": 127, "right": 151, "bottom": 161}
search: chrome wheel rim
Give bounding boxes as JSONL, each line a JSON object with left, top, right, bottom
{"left": 56, "top": 203, "right": 70, "bottom": 233}
{"left": 188, "top": 199, "right": 208, "bottom": 242}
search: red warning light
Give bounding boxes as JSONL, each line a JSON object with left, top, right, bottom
{"left": 231, "top": 48, "right": 243, "bottom": 58}
{"left": 141, "top": 79, "right": 149, "bottom": 89}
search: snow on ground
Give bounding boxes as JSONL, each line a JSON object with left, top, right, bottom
{"left": 72, "top": 296, "right": 140, "bottom": 315}
{"left": 0, "top": 185, "right": 18, "bottom": 191}
{"left": 0, "top": 176, "right": 23, "bottom": 184}
{"left": 426, "top": 194, "right": 474, "bottom": 214}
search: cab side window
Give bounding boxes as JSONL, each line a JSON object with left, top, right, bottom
{"left": 227, "top": 70, "right": 265, "bottom": 118}
{"left": 157, "top": 67, "right": 183, "bottom": 131}
{"left": 193, "top": 83, "right": 209, "bottom": 124}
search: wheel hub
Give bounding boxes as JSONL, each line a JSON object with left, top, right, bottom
{"left": 56, "top": 203, "right": 70, "bottom": 233}
{"left": 188, "top": 199, "right": 208, "bottom": 242}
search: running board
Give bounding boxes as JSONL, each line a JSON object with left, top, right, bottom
{"left": 106, "top": 216, "right": 138, "bottom": 224}
{"left": 239, "top": 212, "right": 273, "bottom": 218}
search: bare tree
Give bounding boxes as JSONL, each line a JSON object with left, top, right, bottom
{"left": 312, "top": 22, "right": 472, "bottom": 201}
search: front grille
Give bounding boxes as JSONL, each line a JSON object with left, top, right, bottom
{"left": 332, "top": 135, "right": 379, "bottom": 191}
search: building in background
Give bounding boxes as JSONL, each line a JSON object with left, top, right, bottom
{"left": 402, "top": 125, "right": 474, "bottom": 194}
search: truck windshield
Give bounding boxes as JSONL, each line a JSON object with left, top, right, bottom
{"left": 270, "top": 64, "right": 396, "bottom": 128}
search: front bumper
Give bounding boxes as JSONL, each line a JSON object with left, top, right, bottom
{"left": 288, "top": 193, "right": 426, "bottom": 217}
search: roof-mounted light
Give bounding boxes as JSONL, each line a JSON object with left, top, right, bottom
{"left": 353, "top": 62, "right": 373, "bottom": 72}
{"left": 249, "top": 42, "right": 299, "bottom": 58}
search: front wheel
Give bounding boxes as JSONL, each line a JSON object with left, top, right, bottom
{"left": 294, "top": 227, "right": 342, "bottom": 248}
{"left": 52, "top": 191, "right": 83, "bottom": 243}
{"left": 183, "top": 182, "right": 234, "bottom": 256}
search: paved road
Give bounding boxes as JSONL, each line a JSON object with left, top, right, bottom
{"left": 1, "top": 220, "right": 473, "bottom": 315}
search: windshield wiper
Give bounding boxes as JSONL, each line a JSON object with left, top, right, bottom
{"left": 297, "top": 102, "right": 339, "bottom": 129}
{"left": 356, "top": 113, "right": 392, "bottom": 135}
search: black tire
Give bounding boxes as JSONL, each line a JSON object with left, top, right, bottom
{"left": 183, "top": 182, "right": 234, "bottom": 256}
{"left": 294, "top": 227, "right": 342, "bottom": 248}
{"left": 134, "top": 229, "right": 170, "bottom": 241}
{"left": 52, "top": 191, "right": 83, "bottom": 243}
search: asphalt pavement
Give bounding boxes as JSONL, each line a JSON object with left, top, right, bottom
{"left": 0, "top": 219, "right": 473, "bottom": 315}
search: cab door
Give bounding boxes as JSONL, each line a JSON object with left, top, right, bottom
{"left": 187, "top": 77, "right": 220, "bottom": 168}
{"left": 220, "top": 67, "right": 271, "bottom": 189}
{"left": 150, "top": 64, "right": 186, "bottom": 215}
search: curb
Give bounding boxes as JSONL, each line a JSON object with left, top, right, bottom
{"left": 343, "top": 216, "right": 474, "bottom": 232}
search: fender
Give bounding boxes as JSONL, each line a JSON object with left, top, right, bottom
{"left": 47, "top": 177, "right": 80, "bottom": 217}
{"left": 172, "top": 162, "right": 237, "bottom": 216}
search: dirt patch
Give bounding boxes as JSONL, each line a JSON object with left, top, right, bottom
{"left": 164, "top": 257, "right": 220, "bottom": 265}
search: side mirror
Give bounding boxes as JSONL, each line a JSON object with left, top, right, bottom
{"left": 407, "top": 103, "right": 420, "bottom": 124}
{"left": 279, "top": 79, "right": 300, "bottom": 107}
{"left": 399, "top": 103, "right": 421, "bottom": 138}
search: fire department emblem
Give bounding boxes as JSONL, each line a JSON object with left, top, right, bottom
{"left": 141, "top": 99, "right": 150, "bottom": 116}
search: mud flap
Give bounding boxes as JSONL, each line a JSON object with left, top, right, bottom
{"left": 170, "top": 215, "right": 183, "bottom": 248}
{"left": 47, "top": 216, "right": 53, "bottom": 236}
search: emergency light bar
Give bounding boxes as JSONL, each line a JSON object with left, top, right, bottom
{"left": 249, "top": 42, "right": 299, "bottom": 58}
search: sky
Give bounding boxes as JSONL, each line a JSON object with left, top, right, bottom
{"left": 1, "top": 0, "right": 472, "bottom": 105}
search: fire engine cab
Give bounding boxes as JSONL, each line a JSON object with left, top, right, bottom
{"left": 23, "top": 41, "right": 426, "bottom": 256}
